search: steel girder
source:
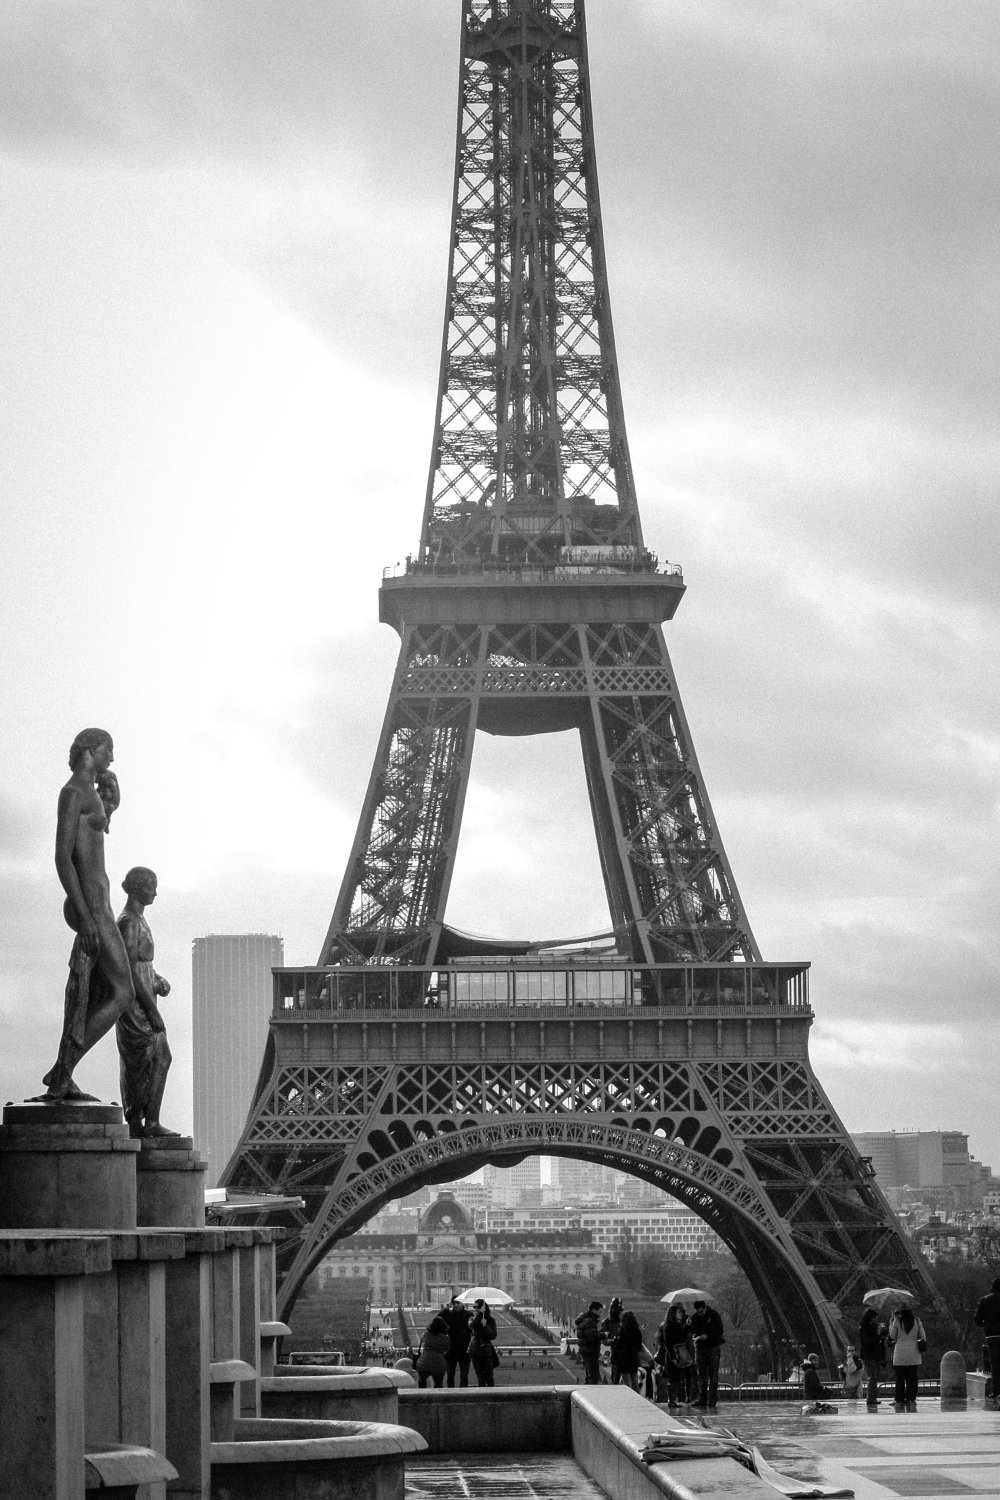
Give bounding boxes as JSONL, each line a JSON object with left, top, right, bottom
{"left": 318, "top": 618, "right": 757, "bottom": 968}
{"left": 422, "top": 0, "right": 640, "bottom": 564}
{"left": 222, "top": 1008, "right": 935, "bottom": 1365}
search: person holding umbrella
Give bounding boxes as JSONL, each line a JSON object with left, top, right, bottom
{"left": 469, "top": 1297, "right": 498, "bottom": 1387}
{"left": 656, "top": 1305, "right": 695, "bottom": 1407}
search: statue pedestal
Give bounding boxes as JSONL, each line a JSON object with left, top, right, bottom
{"left": 0, "top": 1101, "right": 138, "bottom": 1230}
{"left": 136, "top": 1136, "right": 208, "bottom": 1228}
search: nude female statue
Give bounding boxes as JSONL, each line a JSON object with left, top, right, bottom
{"left": 40, "top": 728, "right": 137, "bottom": 1101}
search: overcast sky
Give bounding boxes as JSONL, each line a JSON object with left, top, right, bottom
{"left": 1, "top": 2, "right": 997, "bottom": 1171}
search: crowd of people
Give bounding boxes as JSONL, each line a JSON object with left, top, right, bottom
{"left": 413, "top": 1295, "right": 499, "bottom": 1389}
{"left": 574, "top": 1293, "right": 727, "bottom": 1409}
{"left": 403, "top": 1271, "right": 1000, "bottom": 1410}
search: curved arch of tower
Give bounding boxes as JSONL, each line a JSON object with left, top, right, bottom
{"left": 222, "top": 0, "right": 935, "bottom": 1369}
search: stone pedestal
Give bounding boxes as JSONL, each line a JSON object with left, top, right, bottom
{"left": 135, "top": 1136, "right": 207, "bottom": 1228}
{"left": 0, "top": 1102, "right": 139, "bottom": 1230}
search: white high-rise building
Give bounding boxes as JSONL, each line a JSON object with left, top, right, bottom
{"left": 192, "top": 933, "right": 283, "bottom": 1185}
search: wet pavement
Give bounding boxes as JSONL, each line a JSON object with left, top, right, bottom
{"left": 405, "top": 1452, "right": 608, "bottom": 1499}
{"left": 694, "top": 1400, "right": 1000, "bottom": 1499}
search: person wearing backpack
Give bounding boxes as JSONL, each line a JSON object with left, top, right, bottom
{"left": 575, "top": 1300, "right": 604, "bottom": 1385}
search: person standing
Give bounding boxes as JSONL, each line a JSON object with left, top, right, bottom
{"left": 600, "top": 1296, "right": 624, "bottom": 1384}
{"left": 858, "top": 1308, "right": 887, "bottom": 1410}
{"left": 469, "top": 1298, "right": 498, "bottom": 1387}
{"left": 575, "top": 1300, "right": 604, "bottom": 1385}
{"left": 974, "top": 1276, "right": 1000, "bottom": 1411}
{"left": 887, "top": 1306, "right": 926, "bottom": 1412}
{"left": 611, "top": 1309, "right": 645, "bottom": 1392}
{"left": 415, "top": 1315, "right": 450, "bottom": 1389}
{"left": 657, "top": 1305, "right": 695, "bottom": 1407}
{"left": 443, "top": 1297, "right": 473, "bottom": 1388}
{"left": 690, "top": 1298, "right": 725, "bottom": 1410}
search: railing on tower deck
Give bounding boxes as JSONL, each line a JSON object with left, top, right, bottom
{"left": 271, "top": 961, "right": 809, "bottom": 1018}
{"left": 381, "top": 554, "right": 684, "bottom": 581}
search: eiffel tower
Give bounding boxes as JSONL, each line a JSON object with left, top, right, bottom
{"left": 223, "top": 0, "right": 934, "bottom": 1358}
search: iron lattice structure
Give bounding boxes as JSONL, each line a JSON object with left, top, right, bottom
{"left": 223, "top": 0, "right": 935, "bottom": 1362}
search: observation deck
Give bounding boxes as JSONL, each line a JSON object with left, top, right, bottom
{"left": 379, "top": 552, "right": 685, "bottom": 635}
{"left": 273, "top": 960, "right": 809, "bottom": 1020}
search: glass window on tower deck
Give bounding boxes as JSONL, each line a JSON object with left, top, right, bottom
{"left": 272, "top": 962, "right": 809, "bottom": 1016}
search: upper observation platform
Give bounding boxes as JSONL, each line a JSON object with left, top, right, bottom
{"left": 379, "top": 548, "right": 685, "bottom": 635}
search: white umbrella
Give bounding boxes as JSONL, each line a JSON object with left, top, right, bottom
{"left": 660, "top": 1286, "right": 709, "bottom": 1306}
{"left": 455, "top": 1285, "right": 514, "bottom": 1306}
{"left": 862, "top": 1286, "right": 916, "bottom": 1312}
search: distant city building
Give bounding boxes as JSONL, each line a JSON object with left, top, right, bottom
{"left": 192, "top": 933, "right": 283, "bottom": 1184}
{"left": 321, "top": 1192, "right": 602, "bottom": 1305}
{"left": 548, "top": 1158, "right": 618, "bottom": 1203}
{"left": 484, "top": 1157, "right": 542, "bottom": 1206}
{"left": 851, "top": 1130, "right": 992, "bottom": 1208}
{"left": 484, "top": 1204, "right": 723, "bottom": 1258}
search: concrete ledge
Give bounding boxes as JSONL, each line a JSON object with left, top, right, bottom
{"left": 212, "top": 1418, "right": 426, "bottom": 1500}
{"left": 215, "top": 1417, "right": 427, "bottom": 1460}
{"left": 84, "top": 1442, "right": 177, "bottom": 1488}
{"left": 211, "top": 1359, "right": 259, "bottom": 1384}
{"left": 263, "top": 1370, "right": 411, "bottom": 1425}
{"left": 399, "top": 1385, "right": 572, "bottom": 1453}
{"left": 0, "top": 1231, "right": 113, "bottom": 1277}
{"left": 571, "top": 1386, "right": 778, "bottom": 1500}
{"left": 271, "top": 1369, "right": 415, "bottom": 1390}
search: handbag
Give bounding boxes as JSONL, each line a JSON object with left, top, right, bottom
{"left": 671, "top": 1344, "right": 693, "bottom": 1369}
{"left": 490, "top": 1345, "right": 500, "bottom": 1367}
{"left": 917, "top": 1338, "right": 927, "bottom": 1354}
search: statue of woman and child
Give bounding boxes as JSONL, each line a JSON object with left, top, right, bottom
{"left": 36, "top": 727, "right": 179, "bottom": 1138}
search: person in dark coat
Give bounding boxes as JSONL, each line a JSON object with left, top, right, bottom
{"left": 600, "top": 1297, "right": 624, "bottom": 1383}
{"left": 802, "top": 1353, "right": 828, "bottom": 1400}
{"left": 858, "top": 1307, "right": 887, "bottom": 1409}
{"left": 415, "top": 1316, "right": 449, "bottom": 1389}
{"left": 690, "top": 1299, "right": 725, "bottom": 1409}
{"left": 657, "top": 1306, "right": 695, "bottom": 1406}
{"left": 611, "top": 1309, "right": 645, "bottom": 1392}
{"left": 575, "top": 1300, "right": 604, "bottom": 1385}
{"left": 442, "top": 1297, "right": 472, "bottom": 1387}
{"left": 469, "top": 1299, "right": 498, "bottom": 1387}
{"left": 974, "top": 1276, "right": 1000, "bottom": 1411}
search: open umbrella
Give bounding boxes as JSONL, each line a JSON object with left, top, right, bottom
{"left": 862, "top": 1286, "right": 916, "bottom": 1312}
{"left": 455, "top": 1285, "right": 514, "bottom": 1306}
{"left": 660, "top": 1286, "right": 709, "bottom": 1306}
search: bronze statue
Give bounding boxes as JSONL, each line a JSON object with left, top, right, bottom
{"left": 115, "top": 867, "right": 178, "bottom": 1138}
{"left": 40, "top": 728, "right": 137, "bottom": 1101}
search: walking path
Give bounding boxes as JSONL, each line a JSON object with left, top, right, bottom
{"left": 727, "top": 1403, "right": 1000, "bottom": 1500}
